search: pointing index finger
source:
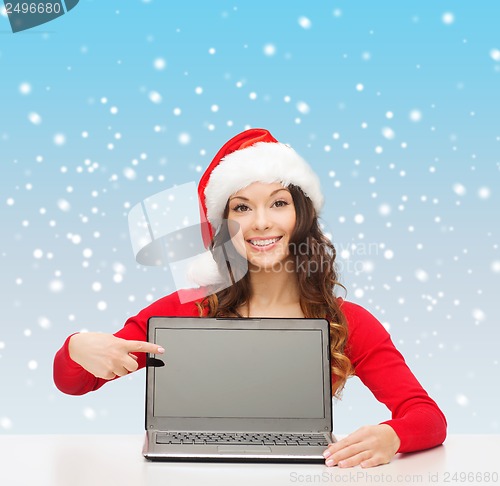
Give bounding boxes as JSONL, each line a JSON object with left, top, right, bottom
{"left": 124, "top": 340, "right": 165, "bottom": 354}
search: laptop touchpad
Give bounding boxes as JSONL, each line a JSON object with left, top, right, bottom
{"left": 217, "top": 446, "right": 272, "bottom": 454}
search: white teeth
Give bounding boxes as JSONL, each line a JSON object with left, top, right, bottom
{"left": 249, "top": 237, "right": 280, "bottom": 247}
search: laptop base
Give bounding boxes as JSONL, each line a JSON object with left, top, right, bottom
{"left": 143, "top": 432, "right": 334, "bottom": 463}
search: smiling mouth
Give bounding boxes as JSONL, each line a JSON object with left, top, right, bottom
{"left": 247, "top": 236, "right": 283, "bottom": 248}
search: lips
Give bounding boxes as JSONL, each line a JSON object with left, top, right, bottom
{"left": 246, "top": 236, "right": 283, "bottom": 250}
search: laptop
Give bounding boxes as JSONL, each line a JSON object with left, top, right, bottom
{"left": 143, "top": 316, "right": 335, "bottom": 462}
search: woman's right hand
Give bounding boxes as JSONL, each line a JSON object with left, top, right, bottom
{"left": 68, "top": 332, "right": 164, "bottom": 380}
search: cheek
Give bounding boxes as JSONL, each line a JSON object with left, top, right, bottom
{"left": 227, "top": 221, "right": 247, "bottom": 256}
{"left": 227, "top": 217, "right": 245, "bottom": 240}
{"left": 285, "top": 211, "right": 297, "bottom": 235}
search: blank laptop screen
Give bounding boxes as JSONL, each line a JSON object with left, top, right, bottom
{"left": 153, "top": 328, "right": 326, "bottom": 419}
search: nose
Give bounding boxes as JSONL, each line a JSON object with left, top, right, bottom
{"left": 252, "top": 207, "right": 271, "bottom": 231}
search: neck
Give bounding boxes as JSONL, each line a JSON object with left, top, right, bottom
{"left": 247, "top": 265, "right": 300, "bottom": 307}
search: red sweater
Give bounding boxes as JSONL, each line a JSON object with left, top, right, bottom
{"left": 53, "top": 288, "right": 447, "bottom": 454}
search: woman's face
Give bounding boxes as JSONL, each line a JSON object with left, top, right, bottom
{"left": 227, "top": 181, "right": 296, "bottom": 272}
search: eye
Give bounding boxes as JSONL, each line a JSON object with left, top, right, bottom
{"left": 231, "top": 204, "right": 250, "bottom": 212}
{"left": 274, "top": 200, "right": 290, "bottom": 208}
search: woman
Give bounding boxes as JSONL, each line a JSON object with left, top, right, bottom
{"left": 53, "top": 128, "right": 447, "bottom": 468}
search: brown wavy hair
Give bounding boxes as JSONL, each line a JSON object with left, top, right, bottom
{"left": 195, "top": 184, "right": 354, "bottom": 398}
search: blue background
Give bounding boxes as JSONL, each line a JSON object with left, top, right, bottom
{"left": 1, "top": 0, "right": 499, "bottom": 434}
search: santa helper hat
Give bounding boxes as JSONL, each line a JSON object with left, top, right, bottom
{"left": 189, "top": 128, "right": 324, "bottom": 287}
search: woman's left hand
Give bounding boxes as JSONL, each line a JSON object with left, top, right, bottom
{"left": 323, "top": 424, "right": 401, "bottom": 468}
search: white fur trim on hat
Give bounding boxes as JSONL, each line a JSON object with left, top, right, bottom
{"left": 204, "top": 142, "right": 324, "bottom": 230}
{"left": 186, "top": 250, "right": 225, "bottom": 286}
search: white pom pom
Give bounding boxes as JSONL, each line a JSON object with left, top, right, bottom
{"left": 187, "top": 251, "right": 225, "bottom": 286}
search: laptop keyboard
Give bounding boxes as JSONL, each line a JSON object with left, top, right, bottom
{"left": 156, "top": 432, "right": 329, "bottom": 446}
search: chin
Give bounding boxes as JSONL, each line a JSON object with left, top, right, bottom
{"left": 248, "top": 257, "right": 292, "bottom": 273}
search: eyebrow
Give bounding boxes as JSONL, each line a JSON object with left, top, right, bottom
{"left": 229, "top": 188, "right": 290, "bottom": 202}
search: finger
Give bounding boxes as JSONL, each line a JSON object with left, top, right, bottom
{"left": 323, "top": 433, "right": 362, "bottom": 456}
{"left": 100, "top": 371, "right": 118, "bottom": 380}
{"left": 129, "top": 353, "right": 138, "bottom": 361}
{"left": 123, "top": 340, "right": 164, "bottom": 355}
{"left": 324, "top": 441, "right": 345, "bottom": 455}
{"left": 360, "top": 456, "right": 383, "bottom": 468}
{"left": 112, "top": 366, "right": 130, "bottom": 377}
{"left": 123, "top": 355, "right": 139, "bottom": 373}
{"left": 337, "top": 450, "right": 372, "bottom": 468}
{"left": 324, "top": 443, "right": 365, "bottom": 466}
{"left": 331, "top": 433, "right": 360, "bottom": 449}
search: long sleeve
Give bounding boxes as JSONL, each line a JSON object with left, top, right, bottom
{"left": 52, "top": 317, "right": 148, "bottom": 395}
{"left": 53, "top": 288, "right": 205, "bottom": 395}
{"left": 341, "top": 300, "right": 447, "bottom": 453}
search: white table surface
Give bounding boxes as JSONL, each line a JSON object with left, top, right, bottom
{"left": 1, "top": 435, "right": 498, "bottom": 486}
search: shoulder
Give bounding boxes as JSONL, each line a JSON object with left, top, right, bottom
{"left": 337, "top": 298, "right": 385, "bottom": 329}
{"left": 336, "top": 298, "right": 393, "bottom": 359}
{"left": 337, "top": 298, "right": 373, "bottom": 321}
{"left": 136, "top": 287, "right": 208, "bottom": 319}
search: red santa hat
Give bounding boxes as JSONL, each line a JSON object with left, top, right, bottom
{"left": 188, "top": 128, "right": 324, "bottom": 287}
